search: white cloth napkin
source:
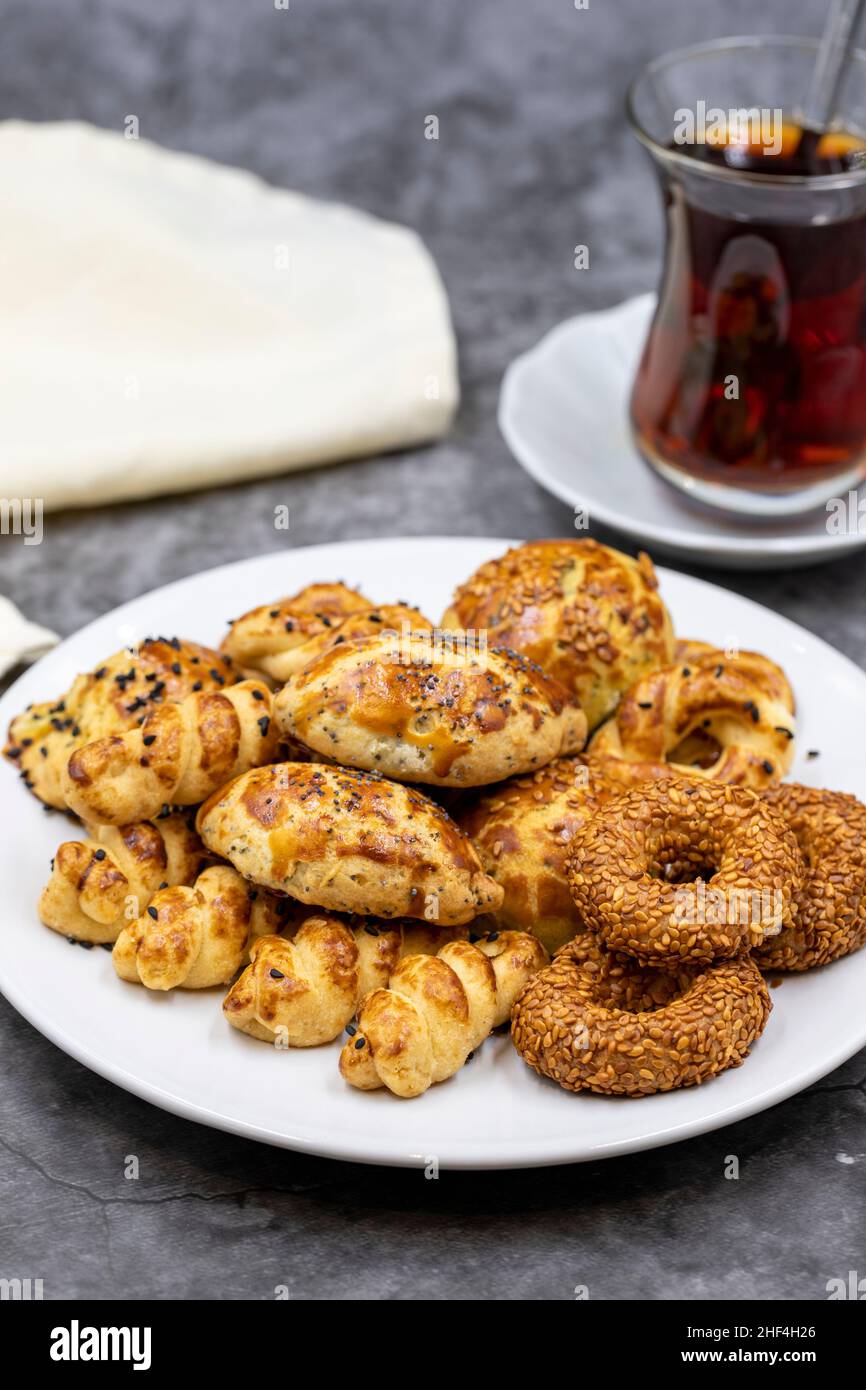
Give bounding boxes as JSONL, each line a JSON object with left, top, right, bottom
{"left": 0, "top": 596, "right": 58, "bottom": 679}
{"left": 0, "top": 121, "right": 459, "bottom": 511}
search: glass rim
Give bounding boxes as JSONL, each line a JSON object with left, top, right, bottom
{"left": 626, "top": 34, "right": 866, "bottom": 190}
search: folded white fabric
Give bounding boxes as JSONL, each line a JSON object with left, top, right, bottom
{"left": 0, "top": 121, "right": 459, "bottom": 511}
{"left": 0, "top": 595, "right": 58, "bottom": 679}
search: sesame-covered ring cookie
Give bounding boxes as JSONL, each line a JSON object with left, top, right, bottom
{"left": 511, "top": 936, "right": 772, "bottom": 1096}
{"left": 753, "top": 784, "right": 866, "bottom": 972}
{"left": 567, "top": 780, "right": 804, "bottom": 966}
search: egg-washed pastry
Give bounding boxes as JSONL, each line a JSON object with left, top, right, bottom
{"left": 457, "top": 756, "right": 617, "bottom": 952}
{"left": 221, "top": 580, "right": 431, "bottom": 684}
{"left": 196, "top": 762, "right": 504, "bottom": 925}
{"left": 339, "top": 931, "right": 549, "bottom": 1097}
{"left": 587, "top": 644, "right": 796, "bottom": 789}
{"left": 39, "top": 812, "right": 206, "bottom": 944}
{"left": 273, "top": 631, "right": 587, "bottom": 786}
{"left": 224, "top": 915, "right": 467, "bottom": 1046}
{"left": 441, "top": 538, "right": 674, "bottom": 731}
{"left": 62, "top": 680, "right": 280, "bottom": 824}
{"left": 4, "top": 638, "right": 236, "bottom": 810}
{"left": 112, "top": 864, "right": 286, "bottom": 990}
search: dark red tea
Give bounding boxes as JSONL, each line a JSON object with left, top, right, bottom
{"left": 630, "top": 122, "right": 866, "bottom": 494}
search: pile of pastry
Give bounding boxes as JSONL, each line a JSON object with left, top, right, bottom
{"left": 6, "top": 539, "right": 865, "bottom": 1101}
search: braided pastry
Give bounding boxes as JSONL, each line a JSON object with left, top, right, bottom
{"left": 39, "top": 813, "right": 206, "bottom": 943}
{"left": 3, "top": 638, "right": 236, "bottom": 810}
{"left": 753, "top": 784, "right": 866, "bottom": 971}
{"left": 62, "top": 680, "right": 280, "bottom": 825}
{"left": 224, "top": 916, "right": 466, "bottom": 1046}
{"left": 339, "top": 931, "right": 549, "bottom": 1097}
{"left": 457, "top": 756, "right": 617, "bottom": 952}
{"left": 511, "top": 936, "right": 771, "bottom": 1096}
{"left": 221, "top": 580, "right": 431, "bottom": 684}
{"left": 587, "top": 645, "right": 796, "bottom": 789}
{"left": 113, "top": 864, "right": 285, "bottom": 990}
{"left": 197, "top": 762, "right": 504, "bottom": 924}
{"left": 274, "top": 631, "right": 587, "bottom": 787}
{"left": 440, "top": 539, "right": 674, "bottom": 730}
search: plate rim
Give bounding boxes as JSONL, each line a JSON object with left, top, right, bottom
{"left": 1, "top": 534, "right": 865, "bottom": 1170}
{"left": 498, "top": 295, "right": 866, "bottom": 563}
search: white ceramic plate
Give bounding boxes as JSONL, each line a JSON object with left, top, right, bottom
{"left": 1, "top": 537, "right": 865, "bottom": 1170}
{"left": 499, "top": 295, "right": 866, "bottom": 570}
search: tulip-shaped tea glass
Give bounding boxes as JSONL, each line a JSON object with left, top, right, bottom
{"left": 627, "top": 37, "right": 866, "bottom": 515}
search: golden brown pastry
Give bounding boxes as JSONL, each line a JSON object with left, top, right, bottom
{"left": 339, "top": 931, "right": 549, "bottom": 1097}
{"left": 457, "top": 757, "right": 617, "bottom": 952}
{"left": 4, "top": 638, "right": 236, "bottom": 810}
{"left": 224, "top": 916, "right": 467, "bottom": 1046}
{"left": 39, "top": 813, "right": 206, "bottom": 944}
{"left": 441, "top": 539, "right": 674, "bottom": 730}
{"left": 567, "top": 779, "right": 803, "bottom": 966}
{"left": 587, "top": 646, "right": 796, "bottom": 789}
{"left": 512, "top": 936, "right": 771, "bottom": 1096}
{"left": 753, "top": 784, "right": 866, "bottom": 971}
{"left": 221, "top": 580, "right": 431, "bottom": 684}
{"left": 273, "top": 631, "right": 587, "bottom": 787}
{"left": 112, "top": 864, "right": 284, "bottom": 989}
{"left": 196, "top": 762, "right": 504, "bottom": 924}
{"left": 61, "top": 680, "right": 280, "bottom": 825}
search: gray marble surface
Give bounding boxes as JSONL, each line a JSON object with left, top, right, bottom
{"left": 1, "top": 0, "right": 864, "bottom": 1301}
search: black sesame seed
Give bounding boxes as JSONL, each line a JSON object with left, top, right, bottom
{"left": 142, "top": 734, "right": 157, "bottom": 747}
{"left": 269, "top": 968, "right": 285, "bottom": 980}
{"left": 192, "top": 681, "right": 202, "bottom": 691}
{"left": 345, "top": 1022, "right": 357, "bottom": 1036}
{"left": 638, "top": 701, "right": 652, "bottom": 709}
{"left": 258, "top": 716, "right": 270, "bottom": 736}
{"left": 364, "top": 924, "right": 379, "bottom": 936}
{"left": 171, "top": 662, "right": 182, "bottom": 675}
{"left": 93, "top": 849, "right": 106, "bottom": 861}
{"left": 354, "top": 1036, "right": 366, "bottom": 1050}
{"left": 252, "top": 689, "right": 265, "bottom": 701}
{"left": 147, "top": 906, "right": 158, "bottom": 920}
{"left": 807, "top": 749, "right": 820, "bottom": 759}
{"left": 762, "top": 760, "right": 774, "bottom": 775}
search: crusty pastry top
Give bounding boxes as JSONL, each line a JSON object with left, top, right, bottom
{"left": 196, "top": 762, "right": 505, "bottom": 925}
{"left": 588, "top": 644, "right": 796, "bottom": 788}
{"left": 221, "top": 581, "right": 431, "bottom": 684}
{"left": 457, "top": 756, "right": 616, "bottom": 952}
{"left": 62, "top": 679, "right": 280, "bottom": 824}
{"left": 4, "top": 638, "right": 236, "bottom": 810}
{"left": 441, "top": 539, "right": 674, "bottom": 731}
{"left": 273, "top": 631, "right": 588, "bottom": 786}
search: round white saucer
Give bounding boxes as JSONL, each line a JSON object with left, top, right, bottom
{"left": 498, "top": 294, "right": 866, "bottom": 570}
